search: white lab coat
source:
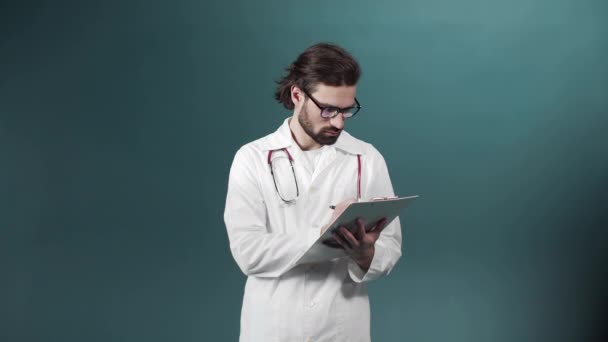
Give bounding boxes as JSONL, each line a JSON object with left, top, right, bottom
{"left": 224, "top": 118, "right": 402, "bottom": 342}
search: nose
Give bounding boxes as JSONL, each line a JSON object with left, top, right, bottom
{"left": 330, "top": 113, "right": 345, "bottom": 130}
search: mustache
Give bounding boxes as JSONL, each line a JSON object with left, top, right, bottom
{"left": 321, "top": 128, "right": 342, "bottom": 134}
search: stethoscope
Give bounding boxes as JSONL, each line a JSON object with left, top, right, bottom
{"left": 267, "top": 148, "right": 361, "bottom": 204}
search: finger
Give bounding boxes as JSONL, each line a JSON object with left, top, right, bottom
{"left": 368, "top": 218, "right": 388, "bottom": 239}
{"left": 335, "top": 229, "right": 353, "bottom": 249}
{"left": 340, "top": 227, "right": 360, "bottom": 248}
{"left": 355, "top": 218, "right": 366, "bottom": 240}
{"left": 322, "top": 238, "right": 343, "bottom": 249}
{"left": 332, "top": 232, "right": 351, "bottom": 250}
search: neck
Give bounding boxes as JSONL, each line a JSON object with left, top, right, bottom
{"left": 288, "top": 116, "right": 321, "bottom": 151}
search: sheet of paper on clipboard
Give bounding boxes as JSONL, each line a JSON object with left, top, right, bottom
{"left": 295, "top": 195, "right": 419, "bottom": 266}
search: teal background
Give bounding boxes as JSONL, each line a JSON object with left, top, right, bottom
{"left": 2, "top": 0, "right": 607, "bottom": 341}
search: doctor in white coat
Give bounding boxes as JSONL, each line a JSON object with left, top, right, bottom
{"left": 224, "top": 43, "right": 402, "bottom": 342}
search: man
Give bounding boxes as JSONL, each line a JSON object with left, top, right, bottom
{"left": 224, "top": 43, "right": 402, "bottom": 342}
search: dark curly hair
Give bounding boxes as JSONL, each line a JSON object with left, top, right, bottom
{"left": 274, "top": 43, "right": 361, "bottom": 110}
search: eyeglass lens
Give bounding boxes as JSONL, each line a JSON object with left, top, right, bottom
{"left": 321, "top": 107, "right": 358, "bottom": 118}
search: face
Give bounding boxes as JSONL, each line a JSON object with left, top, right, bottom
{"left": 296, "top": 83, "right": 357, "bottom": 146}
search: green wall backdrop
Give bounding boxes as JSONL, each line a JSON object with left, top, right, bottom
{"left": 2, "top": 0, "right": 607, "bottom": 341}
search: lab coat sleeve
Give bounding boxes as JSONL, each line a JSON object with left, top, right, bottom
{"left": 348, "top": 149, "right": 403, "bottom": 283}
{"left": 224, "top": 147, "right": 319, "bottom": 278}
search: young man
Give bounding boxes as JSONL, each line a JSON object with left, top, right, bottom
{"left": 224, "top": 43, "right": 402, "bottom": 342}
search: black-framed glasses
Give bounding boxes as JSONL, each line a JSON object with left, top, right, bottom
{"left": 303, "top": 90, "right": 361, "bottom": 119}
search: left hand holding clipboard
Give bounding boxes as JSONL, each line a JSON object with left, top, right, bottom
{"left": 321, "top": 198, "right": 389, "bottom": 271}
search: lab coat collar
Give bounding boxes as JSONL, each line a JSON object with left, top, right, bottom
{"left": 261, "top": 117, "right": 366, "bottom": 155}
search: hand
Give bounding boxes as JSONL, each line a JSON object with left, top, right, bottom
{"left": 320, "top": 198, "right": 357, "bottom": 236}
{"left": 331, "top": 217, "right": 388, "bottom": 271}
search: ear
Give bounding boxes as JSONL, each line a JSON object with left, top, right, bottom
{"left": 290, "top": 85, "right": 304, "bottom": 107}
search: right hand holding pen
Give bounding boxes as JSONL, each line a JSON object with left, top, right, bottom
{"left": 320, "top": 198, "right": 357, "bottom": 236}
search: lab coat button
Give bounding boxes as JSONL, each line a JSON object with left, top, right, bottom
{"left": 307, "top": 301, "right": 316, "bottom": 308}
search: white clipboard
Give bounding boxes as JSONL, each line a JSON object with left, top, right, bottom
{"left": 295, "top": 195, "right": 419, "bottom": 265}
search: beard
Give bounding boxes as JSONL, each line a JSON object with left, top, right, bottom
{"left": 298, "top": 105, "right": 342, "bottom": 146}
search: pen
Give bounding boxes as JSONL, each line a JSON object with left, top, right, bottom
{"left": 329, "top": 205, "right": 336, "bottom": 210}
